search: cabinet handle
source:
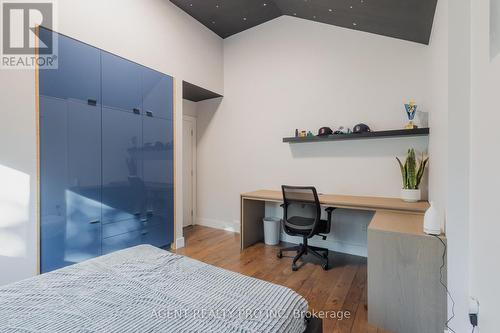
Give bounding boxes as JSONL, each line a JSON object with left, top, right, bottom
{"left": 146, "top": 111, "right": 153, "bottom": 117}
{"left": 89, "top": 219, "right": 100, "bottom": 224}
{"left": 87, "top": 99, "right": 97, "bottom": 106}
{"left": 133, "top": 108, "right": 141, "bottom": 115}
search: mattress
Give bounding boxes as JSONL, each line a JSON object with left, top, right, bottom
{"left": 0, "top": 245, "right": 308, "bottom": 333}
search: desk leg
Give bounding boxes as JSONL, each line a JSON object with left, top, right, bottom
{"left": 240, "top": 198, "right": 265, "bottom": 250}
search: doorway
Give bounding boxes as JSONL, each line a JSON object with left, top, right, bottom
{"left": 183, "top": 116, "right": 196, "bottom": 227}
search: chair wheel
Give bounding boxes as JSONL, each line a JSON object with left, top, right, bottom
{"left": 292, "top": 264, "right": 298, "bottom": 271}
{"left": 277, "top": 251, "right": 283, "bottom": 259}
{"left": 322, "top": 262, "right": 329, "bottom": 271}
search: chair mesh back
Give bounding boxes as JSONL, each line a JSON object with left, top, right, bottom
{"left": 281, "top": 186, "right": 321, "bottom": 234}
{"left": 282, "top": 186, "right": 319, "bottom": 205}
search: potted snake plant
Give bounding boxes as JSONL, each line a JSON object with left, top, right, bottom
{"left": 396, "top": 148, "right": 429, "bottom": 202}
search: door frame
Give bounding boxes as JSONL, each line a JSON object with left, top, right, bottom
{"left": 183, "top": 115, "right": 197, "bottom": 227}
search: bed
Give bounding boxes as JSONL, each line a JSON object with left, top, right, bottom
{"left": 0, "top": 245, "right": 317, "bottom": 332}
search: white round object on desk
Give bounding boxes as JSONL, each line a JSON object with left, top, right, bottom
{"left": 424, "top": 201, "right": 442, "bottom": 235}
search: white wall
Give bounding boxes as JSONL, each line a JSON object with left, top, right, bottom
{"left": 427, "top": 1, "right": 473, "bottom": 331}
{"left": 183, "top": 99, "right": 198, "bottom": 117}
{"left": 0, "top": 0, "right": 223, "bottom": 285}
{"left": 469, "top": 0, "right": 500, "bottom": 331}
{"left": 427, "top": 0, "right": 449, "bottom": 228}
{"left": 0, "top": 70, "right": 38, "bottom": 285}
{"left": 196, "top": 16, "right": 432, "bottom": 254}
{"left": 447, "top": 0, "right": 472, "bottom": 331}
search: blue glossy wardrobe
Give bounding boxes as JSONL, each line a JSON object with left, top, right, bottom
{"left": 38, "top": 28, "right": 174, "bottom": 273}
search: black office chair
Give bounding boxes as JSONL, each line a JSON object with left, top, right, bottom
{"left": 277, "top": 185, "right": 335, "bottom": 271}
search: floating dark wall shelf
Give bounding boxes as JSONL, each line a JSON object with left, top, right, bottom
{"left": 283, "top": 128, "right": 430, "bottom": 143}
{"left": 183, "top": 81, "right": 223, "bottom": 102}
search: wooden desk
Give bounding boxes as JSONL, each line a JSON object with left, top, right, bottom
{"left": 240, "top": 190, "right": 430, "bottom": 249}
{"left": 240, "top": 189, "right": 446, "bottom": 333}
{"left": 241, "top": 189, "right": 430, "bottom": 212}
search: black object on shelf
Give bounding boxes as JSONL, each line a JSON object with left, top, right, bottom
{"left": 283, "top": 128, "right": 429, "bottom": 143}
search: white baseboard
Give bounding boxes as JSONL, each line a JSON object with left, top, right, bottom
{"left": 195, "top": 218, "right": 240, "bottom": 233}
{"left": 175, "top": 237, "right": 185, "bottom": 249}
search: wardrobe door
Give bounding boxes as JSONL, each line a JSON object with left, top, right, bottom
{"left": 39, "top": 29, "right": 102, "bottom": 273}
{"left": 65, "top": 100, "right": 102, "bottom": 264}
{"left": 38, "top": 27, "right": 101, "bottom": 104}
{"left": 40, "top": 97, "right": 102, "bottom": 273}
{"left": 101, "top": 51, "right": 142, "bottom": 114}
{"left": 142, "top": 115, "right": 174, "bottom": 247}
{"left": 40, "top": 96, "right": 68, "bottom": 272}
{"left": 101, "top": 108, "right": 144, "bottom": 224}
{"left": 142, "top": 67, "right": 173, "bottom": 120}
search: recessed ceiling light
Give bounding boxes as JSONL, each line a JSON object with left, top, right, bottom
{"left": 293, "top": 13, "right": 297, "bottom": 16}
{"left": 313, "top": 16, "right": 316, "bottom": 19}
{"left": 350, "top": 5, "right": 353, "bottom": 9}
{"left": 189, "top": 3, "right": 193, "bottom": 6}
{"left": 353, "top": 22, "right": 357, "bottom": 26}
{"left": 243, "top": 17, "right": 247, "bottom": 20}
{"left": 215, "top": 4, "right": 219, "bottom": 8}
{"left": 329, "top": 9, "right": 333, "bottom": 12}
{"left": 263, "top": 3, "right": 267, "bottom": 6}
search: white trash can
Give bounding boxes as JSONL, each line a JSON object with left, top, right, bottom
{"left": 263, "top": 217, "right": 281, "bottom": 245}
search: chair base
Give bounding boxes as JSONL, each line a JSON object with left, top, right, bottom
{"left": 277, "top": 237, "right": 329, "bottom": 271}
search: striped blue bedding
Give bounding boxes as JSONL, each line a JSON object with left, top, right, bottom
{"left": 0, "top": 245, "right": 308, "bottom": 332}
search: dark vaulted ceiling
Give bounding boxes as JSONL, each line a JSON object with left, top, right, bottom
{"left": 170, "top": 0, "right": 438, "bottom": 44}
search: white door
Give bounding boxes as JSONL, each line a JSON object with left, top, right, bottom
{"left": 183, "top": 117, "right": 196, "bottom": 227}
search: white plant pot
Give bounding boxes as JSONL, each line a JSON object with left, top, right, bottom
{"left": 400, "top": 189, "right": 421, "bottom": 203}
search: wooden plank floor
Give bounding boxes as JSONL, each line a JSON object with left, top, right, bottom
{"left": 175, "top": 225, "right": 390, "bottom": 333}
